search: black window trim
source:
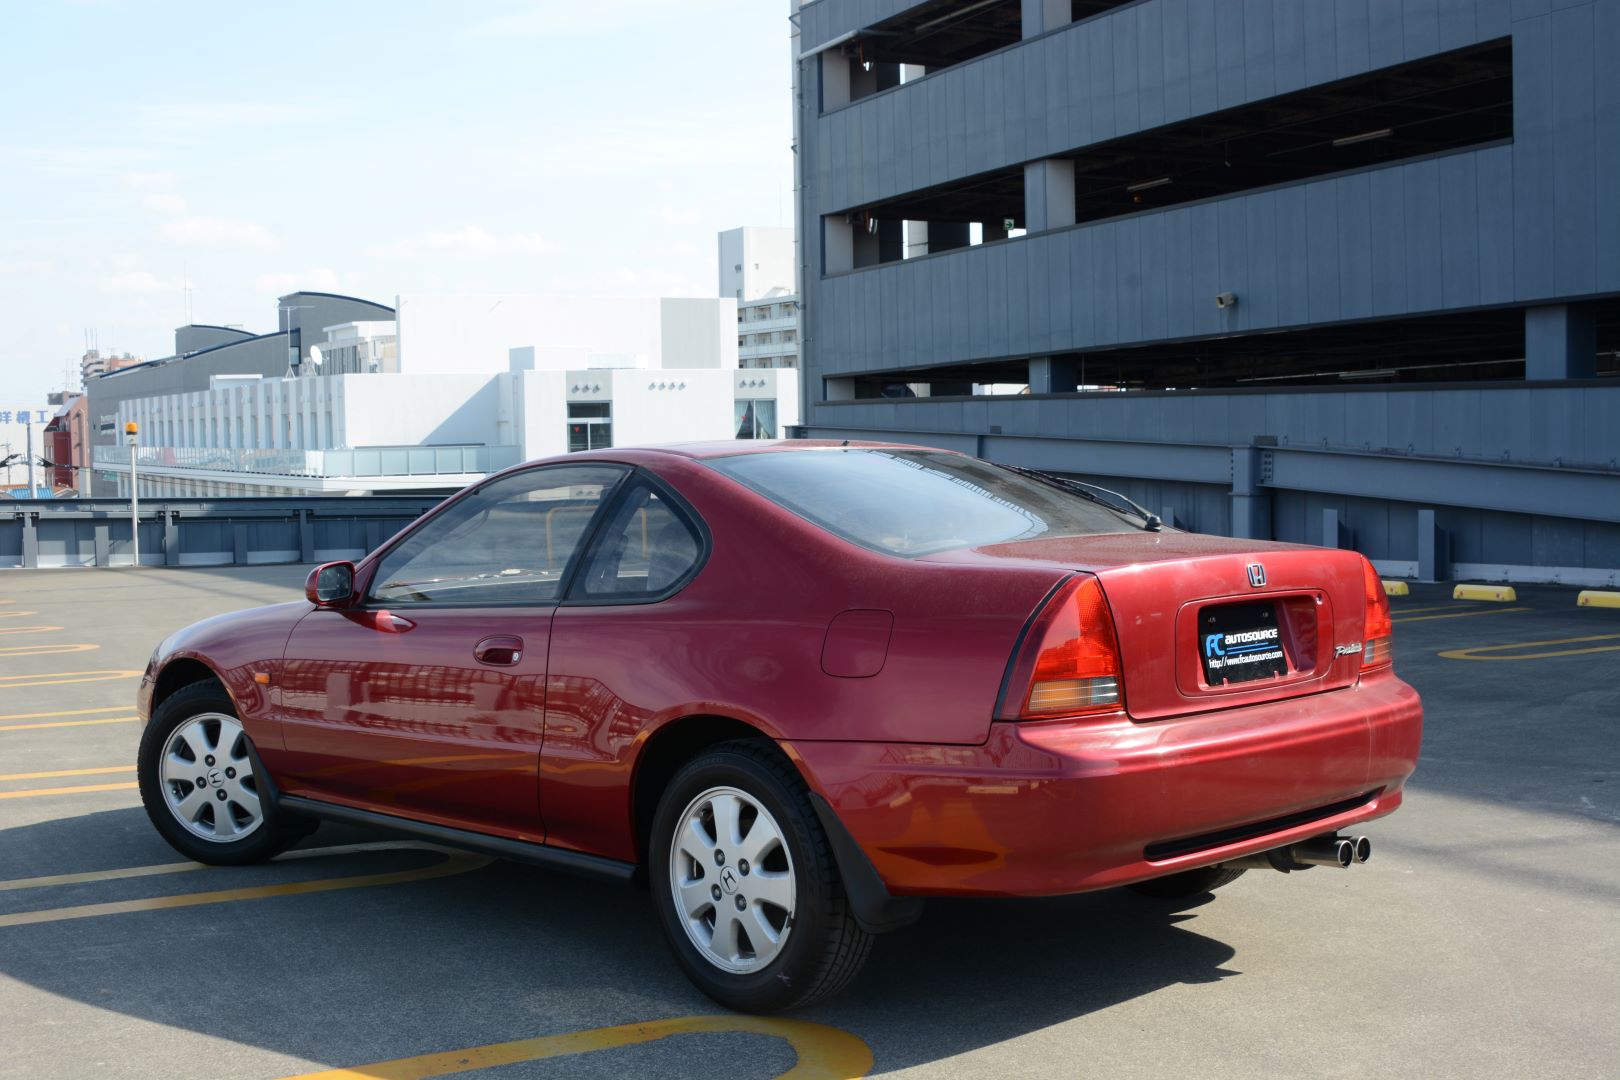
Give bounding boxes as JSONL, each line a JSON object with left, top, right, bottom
{"left": 356, "top": 462, "right": 634, "bottom": 611}
{"left": 559, "top": 466, "right": 712, "bottom": 608}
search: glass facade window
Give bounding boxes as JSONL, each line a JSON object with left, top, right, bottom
{"left": 733, "top": 399, "right": 777, "bottom": 440}
{"left": 567, "top": 401, "right": 612, "bottom": 452}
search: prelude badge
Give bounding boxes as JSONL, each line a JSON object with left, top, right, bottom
{"left": 1246, "top": 563, "right": 1267, "bottom": 588}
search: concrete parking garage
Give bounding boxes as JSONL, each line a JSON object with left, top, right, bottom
{"left": 1, "top": 567, "right": 1616, "bottom": 1079}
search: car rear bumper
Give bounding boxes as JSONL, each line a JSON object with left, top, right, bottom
{"left": 787, "top": 673, "right": 1422, "bottom": 897}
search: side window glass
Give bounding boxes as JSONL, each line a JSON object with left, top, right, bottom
{"left": 573, "top": 482, "right": 702, "bottom": 601}
{"left": 369, "top": 465, "right": 624, "bottom": 605}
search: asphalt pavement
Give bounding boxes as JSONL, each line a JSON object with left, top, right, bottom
{"left": 1, "top": 566, "right": 1616, "bottom": 1079}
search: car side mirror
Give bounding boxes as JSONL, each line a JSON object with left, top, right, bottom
{"left": 305, "top": 561, "right": 356, "bottom": 607}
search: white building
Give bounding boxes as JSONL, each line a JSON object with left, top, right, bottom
{"left": 97, "top": 292, "right": 797, "bottom": 496}
{"left": 718, "top": 227, "right": 800, "bottom": 371}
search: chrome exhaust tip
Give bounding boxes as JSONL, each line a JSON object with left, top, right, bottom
{"left": 1349, "top": 835, "right": 1372, "bottom": 864}
{"left": 1289, "top": 835, "right": 1354, "bottom": 868}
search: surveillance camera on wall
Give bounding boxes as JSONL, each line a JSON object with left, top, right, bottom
{"left": 1215, "top": 292, "right": 1238, "bottom": 309}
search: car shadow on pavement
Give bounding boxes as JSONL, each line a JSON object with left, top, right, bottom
{"left": 2, "top": 807, "right": 1238, "bottom": 1076}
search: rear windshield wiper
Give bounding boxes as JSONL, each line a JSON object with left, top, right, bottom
{"left": 998, "top": 464, "right": 1164, "bottom": 532}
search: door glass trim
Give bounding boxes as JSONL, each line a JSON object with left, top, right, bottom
{"left": 560, "top": 468, "right": 712, "bottom": 608}
{"left": 355, "top": 463, "right": 633, "bottom": 610}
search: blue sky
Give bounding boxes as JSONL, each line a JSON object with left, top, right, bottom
{"left": 0, "top": 0, "right": 795, "bottom": 405}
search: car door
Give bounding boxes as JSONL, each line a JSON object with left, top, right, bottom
{"left": 278, "top": 463, "right": 629, "bottom": 840}
{"left": 540, "top": 473, "right": 708, "bottom": 860}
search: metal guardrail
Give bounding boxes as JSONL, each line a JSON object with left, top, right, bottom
{"left": 0, "top": 496, "right": 447, "bottom": 569}
{"left": 91, "top": 444, "right": 521, "bottom": 479}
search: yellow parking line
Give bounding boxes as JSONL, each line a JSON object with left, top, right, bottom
{"left": 0, "top": 706, "right": 132, "bottom": 722}
{"left": 0, "top": 843, "right": 494, "bottom": 928}
{"left": 0, "top": 781, "right": 137, "bottom": 800}
{"left": 1392, "top": 606, "right": 1531, "bottom": 624}
{"left": 282, "top": 1015, "right": 874, "bottom": 1080}
{"left": 0, "top": 859, "right": 203, "bottom": 893}
{"left": 0, "top": 716, "right": 137, "bottom": 732}
{"left": 0, "top": 643, "right": 98, "bottom": 658}
{"left": 0, "top": 626, "right": 63, "bottom": 636}
{"left": 1440, "top": 633, "right": 1620, "bottom": 662}
{"left": 0, "top": 670, "right": 141, "bottom": 689}
{"left": 0, "top": 765, "right": 134, "bottom": 783}
{"left": 1389, "top": 603, "right": 1474, "bottom": 616}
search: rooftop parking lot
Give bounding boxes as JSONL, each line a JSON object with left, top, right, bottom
{"left": 1, "top": 566, "right": 1616, "bottom": 1079}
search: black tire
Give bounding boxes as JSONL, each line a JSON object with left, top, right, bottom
{"left": 138, "top": 680, "right": 314, "bottom": 866}
{"left": 649, "top": 740, "right": 873, "bottom": 1012}
{"left": 1127, "top": 866, "right": 1246, "bottom": 899}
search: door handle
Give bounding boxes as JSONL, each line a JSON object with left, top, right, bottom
{"left": 474, "top": 635, "right": 524, "bottom": 666}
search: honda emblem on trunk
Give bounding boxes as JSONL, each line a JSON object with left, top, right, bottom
{"left": 1246, "top": 563, "right": 1267, "bottom": 588}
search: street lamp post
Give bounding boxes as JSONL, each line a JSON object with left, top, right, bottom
{"left": 125, "top": 421, "right": 140, "bottom": 567}
{"left": 24, "top": 414, "right": 36, "bottom": 496}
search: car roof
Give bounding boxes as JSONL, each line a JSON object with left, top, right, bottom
{"left": 622, "top": 439, "right": 930, "bottom": 460}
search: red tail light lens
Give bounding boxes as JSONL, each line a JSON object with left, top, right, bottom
{"left": 1011, "top": 576, "right": 1124, "bottom": 720}
{"left": 1361, "top": 558, "right": 1394, "bottom": 671}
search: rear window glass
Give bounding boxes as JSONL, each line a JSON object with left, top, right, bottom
{"left": 711, "top": 448, "right": 1134, "bottom": 557}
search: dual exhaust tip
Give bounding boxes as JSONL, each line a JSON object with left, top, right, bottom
{"left": 1224, "top": 833, "right": 1371, "bottom": 872}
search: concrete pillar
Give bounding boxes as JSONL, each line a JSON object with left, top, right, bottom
{"left": 820, "top": 52, "right": 851, "bottom": 110}
{"left": 1028, "top": 357, "right": 1080, "bottom": 394}
{"left": 1524, "top": 304, "right": 1596, "bottom": 379}
{"left": 1229, "top": 447, "right": 1272, "bottom": 540}
{"left": 853, "top": 221, "right": 879, "bottom": 268}
{"left": 1025, "top": 159, "right": 1076, "bottom": 232}
{"left": 823, "top": 216, "right": 854, "bottom": 273}
{"left": 1417, "top": 509, "right": 1450, "bottom": 582}
{"left": 1022, "top": 0, "right": 1070, "bottom": 36}
{"left": 905, "top": 221, "right": 929, "bottom": 259}
{"left": 1322, "top": 508, "right": 1348, "bottom": 548}
{"left": 928, "top": 222, "right": 972, "bottom": 253}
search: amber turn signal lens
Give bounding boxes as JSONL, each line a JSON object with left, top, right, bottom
{"left": 1022, "top": 576, "right": 1125, "bottom": 719}
{"left": 1360, "top": 558, "right": 1394, "bottom": 671}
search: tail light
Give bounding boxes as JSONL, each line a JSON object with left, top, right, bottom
{"left": 1000, "top": 576, "right": 1124, "bottom": 721}
{"left": 1361, "top": 558, "right": 1394, "bottom": 671}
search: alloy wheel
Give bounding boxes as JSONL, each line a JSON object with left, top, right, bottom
{"left": 159, "top": 713, "right": 263, "bottom": 842}
{"left": 668, "top": 785, "right": 797, "bottom": 974}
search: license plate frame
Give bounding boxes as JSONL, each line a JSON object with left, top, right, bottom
{"left": 1198, "top": 601, "right": 1288, "bottom": 686}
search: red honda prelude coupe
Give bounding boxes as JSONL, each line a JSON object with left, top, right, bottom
{"left": 137, "top": 441, "right": 1422, "bottom": 1011}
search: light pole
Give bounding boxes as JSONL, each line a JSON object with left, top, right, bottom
{"left": 125, "top": 421, "right": 140, "bottom": 567}
{"left": 24, "top": 413, "right": 36, "bottom": 496}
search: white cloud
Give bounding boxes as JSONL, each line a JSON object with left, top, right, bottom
{"left": 99, "top": 270, "right": 181, "bottom": 295}
{"left": 143, "top": 193, "right": 188, "bottom": 216}
{"left": 371, "top": 226, "right": 551, "bottom": 258}
{"left": 254, "top": 268, "right": 341, "bottom": 294}
{"left": 159, "top": 216, "right": 277, "bottom": 250}
{"left": 658, "top": 203, "right": 699, "bottom": 227}
{"left": 142, "top": 102, "right": 312, "bottom": 129}
{"left": 122, "top": 170, "right": 178, "bottom": 190}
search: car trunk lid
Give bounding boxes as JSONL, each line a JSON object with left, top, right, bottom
{"left": 923, "top": 532, "right": 1369, "bottom": 722}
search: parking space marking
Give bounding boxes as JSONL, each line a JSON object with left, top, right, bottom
{"left": 0, "top": 842, "right": 494, "bottom": 928}
{"left": 0, "top": 610, "right": 41, "bottom": 619}
{"left": 0, "top": 643, "right": 98, "bottom": 658}
{"left": 0, "top": 715, "right": 137, "bottom": 732}
{"left": 0, "top": 670, "right": 141, "bottom": 689}
{"left": 1388, "top": 603, "right": 1475, "bottom": 616}
{"left": 0, "top": 859, "right": 204, "bottom": 893}
{"left": 1392, "top": 606, "right": 1531, "bottom": 624}
{"left": 282, "top": 1015, "right": 874, "bottom": 1080}
{"left": 0, "top": 765, "right": 134, "bottom": 783}
{"left": 1440, "top": 633, "right": 1620, "bottom": 662}
{"left": 0, "top": 625, "right": 63, "bottom": 635}
{"left": 0, "top": 706, "right": 132, "bottom": 722}
{"left": 0, "top": 781, "right": 138, "bottom": 801}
